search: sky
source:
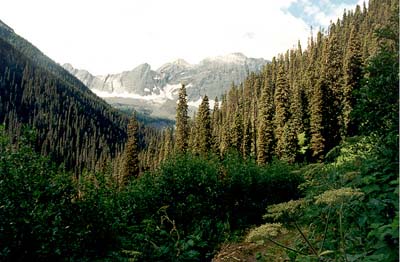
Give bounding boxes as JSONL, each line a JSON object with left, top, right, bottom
{"left": 0, "top": 0, "right": 365, "bottom": 75}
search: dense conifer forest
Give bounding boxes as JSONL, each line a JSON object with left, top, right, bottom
{"left": 0, "top": 0, "right": 398, "bottom": 261}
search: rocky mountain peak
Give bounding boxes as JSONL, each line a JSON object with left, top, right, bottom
{"left": 171, "top": 59, "right": 191, "bottom": 67}
{"left": 64, "top": 53, "right": 268, "bottom": 119}
{"left": 202, "top": 52, "right": 249, "bottom": 64}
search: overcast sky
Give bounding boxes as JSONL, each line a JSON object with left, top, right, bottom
{"left": 0, "top": 0, "right": 365, "bottom": 75}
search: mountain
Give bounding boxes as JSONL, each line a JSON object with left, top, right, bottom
{"left": 64, "top": 53, "right": 267, "bottom": 119}
{"left": 0, "top": 19, "right": 128, "bottom": 173}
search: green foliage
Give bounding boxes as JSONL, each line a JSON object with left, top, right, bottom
{"left": 250, "top": 134, "right": 399, "bottom": 261}
{"left": 114, "top": 153, "right": 303, "bottom": 261}
{"left": 353, "top": 22, "right": 399, "bottom": 136}
{"left": 0, "top": 36, "right": 128, "bottom": 173}
{"left": 175, "top": 84, "right": 189, "bottom": 154}
{"left": 0, "top": 129, "right": 304, "bottom": 262}
{"left": 123, "top": 114, "right": 140, "bottom": 182}
{"left": 0, "top": 126, "right": 129, "bottom": 261}
{"left": 194, "top": 95, "right": 212, "bottom": 156}
{"left": 257, "top": 75, "right": 275, "bottom": 164}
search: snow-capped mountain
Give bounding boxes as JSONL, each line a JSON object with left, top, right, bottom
{"left": 63, "top": 53, "right": 267, "bottom": 119}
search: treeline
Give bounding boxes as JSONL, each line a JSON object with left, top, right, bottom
{"left": 140, "top": 0, "right": 397, "bottom": 168}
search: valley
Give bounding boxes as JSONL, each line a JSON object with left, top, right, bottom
{"left": 0, "top": 0, "right": 398, "bottom": 261}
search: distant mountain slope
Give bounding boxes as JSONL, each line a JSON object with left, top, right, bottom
{"left": 0, "top": 19, "right": 128, "bottom": 172}
{"left": 64, "top": 53, "right": 268, "bottom": 119}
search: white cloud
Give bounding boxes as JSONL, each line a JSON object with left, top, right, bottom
{"left": 304, "top": 0, "right": 367, "bottom": 27}
{"left": 304, "top": 4, "right": 322, "bottom": 16}
{"left": 0, "top": 0, "right": 360, "bottom": 75}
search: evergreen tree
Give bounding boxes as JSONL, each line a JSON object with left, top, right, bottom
{"left": 310, "top": 78, "right": 326, "bottom": 161}
{"left": 175, "top": 84, "right": 189, "bottom": 153}
{"left": 242, "top": 116, "right": 252, "bottom": 159}
{"left": 323, "top": 24, "right": 344, "bottom": 151}
{"left": 342, "top": 26, "right": 363, "bottom": 137}
{"left": 219, "top": 95, "right": 231, "bottom": 156}
{"left": 257, "top": 76, "right": 275, "bottom": 164}
{"left": 354, "top": 9, "right": 399, "bottom": 135}
{"left": 211, "top": 97, "right": 220, "bottom": 154}
{"left": 274, "top": 63, "right": 291, "bottom": 159}
{"left": 281, "top": 120, "right": 298, "bottom": 163}
{"left": 231, "top": 105, "right": 243, "bottom": 152}
{"left": 162, "top": 127, "right": 174, "bottom": 162}
{"left": 196, "top": 95, "right": 212, "bottom": 155}
{"left": 122, "top": 114, "right": 140, "bottom": 183}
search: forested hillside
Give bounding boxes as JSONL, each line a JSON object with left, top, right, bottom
{"left": 0, "top": 23, "right": 129, "bottom": 172}
{"left": 0, "top": 0, "right": 398, "bottom": 261}
{"left": 147, "top": 0, "right": 397, "bottom": 167}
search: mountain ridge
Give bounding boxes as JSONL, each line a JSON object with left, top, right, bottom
{"left": 64, "top": 53, "right": 268, "bottom": 119}
{"left": 0, "top": 19, "right": 129, "bottom": 173}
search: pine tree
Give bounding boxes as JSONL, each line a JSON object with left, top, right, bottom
{"left": 323, "top": 24, "right": 344, "bottom": 151}
{"left": 257, "top": 75, "right": 275, "bottom": 164}
{"left": 175, "top": 84, "right": 189, "bottom": 153}
{"left": 310, "top": 78, "right": 326, "bottom": 161}
{"left": 162, "top": 127, "right": 173, "bottom": 162}
{"left": 342, "top": 26, "right": 362, "bottom": 137}
{"left": 195, "top": 95, "right": 212, "bottom": 155}
{"left": 242, "top": 116, "right": 252, "bottom": 158}
{"left": 219, "top": 95, "right": 230, "bottom": 156}
{"left": 281, "top": 120, "right": 298, "bottom": 163}
{"left": 211, "top": 97, "right": 220, "bottom": 154}
{"left": 274, "top": 63, "right": 290, "bottom": 159}
{"left": 231, "top": 105, "right": 243, "bottom": 152}
{"left": 122, "top": 113, "right": 140, "bottom": 183}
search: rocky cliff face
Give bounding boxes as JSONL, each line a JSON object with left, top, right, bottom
{"left": 64, "top": 53, "right": 267, "bottom": 118}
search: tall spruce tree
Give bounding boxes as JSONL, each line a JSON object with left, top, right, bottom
{"left": 274, "top": 63, "right": 291, "bottom": 159}
{"left": 195, "top": 95, "right": 212, "bottom": 155}
{"left": 175, "top": 84, "right": 189, "bottom": 153}
{"left": 122, "top": 113, "right": 140, "bottom": 183}
{"left": 231, "top": 105, "right": 243, "bottom": 152}
{"left": 342, "top": 26, "right": 363, "bottom": 137}
{"left": 310, "top": 77, "right": 327, "bottom": 161}
{"left": 219, "top": 95, "right": 231, "bottom": 155}
{"left": 162, "top": 127, "right": 174, "bottom": 162}
{"left": 322, "top": 24, "right": 344, "bottom": 151}
{"left": 242, "top": 116, "right": 252, "bottom": 159}
{"left": 257, "top": 75, "right": 275, "bottom": 164}
{"left": 211, "top": 97, "right": 221, "bottom": 154}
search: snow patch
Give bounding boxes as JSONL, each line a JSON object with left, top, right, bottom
{"left": 188, "top": 98, "right": 203, "bottom": 108}
{"left": 187, "top": 98, "right": 217, "bottom": 109}
{"left": 162, "top": 83, "right": 182, "bottom": 100}
{"left": 91, "top": 83, "right": 192, "bottom": 104}
{"left": 92, "top": 89, "right": 165, "bottom": 104}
